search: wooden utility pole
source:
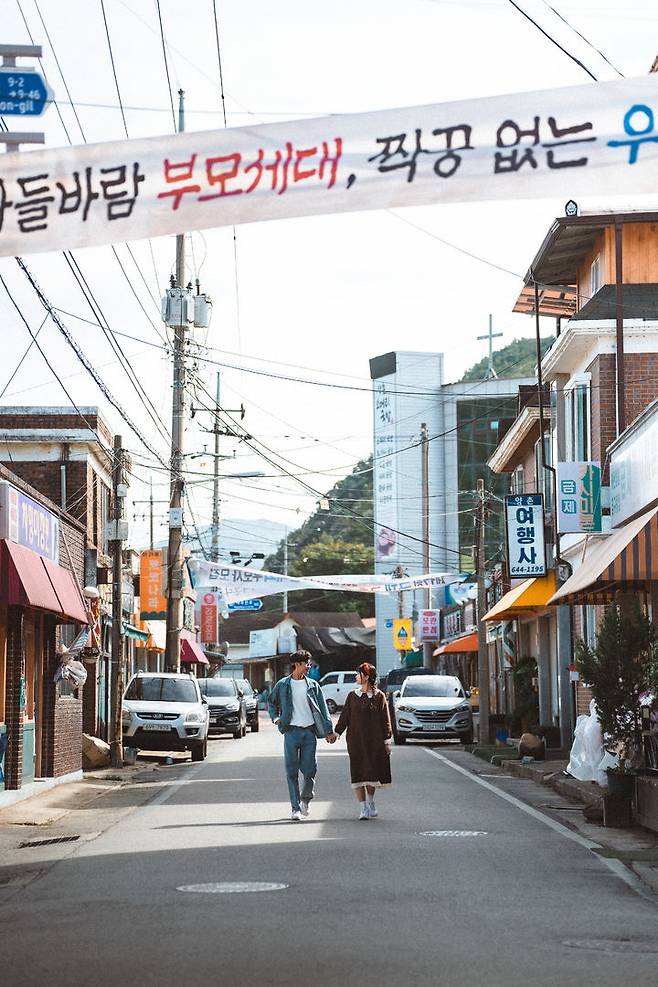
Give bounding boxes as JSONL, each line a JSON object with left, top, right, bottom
{"left": 109, "top": 434, "right": 126, "bottom": 768}
{"left": 476, "top": 478, "right": 490, "bottom": 744}
{"left": 421, "top": 422, "right": 433, "bottom": 667}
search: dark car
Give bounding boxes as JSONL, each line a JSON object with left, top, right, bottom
{"left": 198, "top": 677, "right": 247, "bottom": 739}
{"left": 237, "top": 679, "right": 260, "bottom": 732}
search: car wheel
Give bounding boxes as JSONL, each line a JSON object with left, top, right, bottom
{"left": 326, "top": 699, "right": 338, "bottom": 714}
{"left": 191, "top": 740, "right": 206, "bottom": 762}
{"left": 241, "top": 722, "right": 247, "bottom": 738}
{"left": 394, "top": 733, "right": 406, "bottom": 745}
{"left": 233, "top": 727, "right": 242, "bottom": 739}
{"left": 251, "top": 716, "right": 260, "bottom": 733}
{"left": 461, "top": 729, "right": 474, "bottom": 745}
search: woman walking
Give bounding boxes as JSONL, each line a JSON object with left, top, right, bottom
{"left": 329, "top": 662, "right": 392, "bottom": 820}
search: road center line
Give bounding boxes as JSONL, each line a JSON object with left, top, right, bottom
{"left": 423, "top": 747, "right": 657, "bottom": 906}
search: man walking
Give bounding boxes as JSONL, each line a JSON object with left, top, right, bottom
{"left": 268, "top": 650, "right": 335, "bottom": 821}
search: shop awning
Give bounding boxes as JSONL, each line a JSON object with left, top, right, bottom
{"left": 482, "top": 572, "right": 557, "bottom": 622}
{"left": 434, "top": 631, "right": 479, "bottom": 656}
{"left": 144, "top": 619, "right": 166, "bottom": 651}
{"left": 124, "top": 622, "right": 149, "bottom": 642}
{"left": 180, "top": 638, "right": 209, "bottom": 665}
{"left": 549, "top": 506, "right": 658, "bottom": 606}
{"left": 0, "top": 540, "right": 88, "bottom": 623}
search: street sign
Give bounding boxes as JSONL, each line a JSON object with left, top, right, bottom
{"left": 228, "top": 598, "right": 263, "bottom": 612}
{"left": 393, "top": 618, "right": 413, "bottom": 651}
{"left": 0, "top": 67, "right": 53, "bottom": 116}
{"left": 385, "top": 619, "right": 393, "bottom": 629}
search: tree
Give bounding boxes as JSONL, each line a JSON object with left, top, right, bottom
{"left": 575, "top": 594, "right": 655, "bottom": 767}
{"left": 461, "top": 335, "right": 554, "bottom": 381}
{"left": 285, "top": 538, "right": 375, "bottom": 616}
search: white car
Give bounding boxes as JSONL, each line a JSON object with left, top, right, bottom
{"left": 393, "top": 675, "right": 473, "bottom": 745}
{"left": 319, "top": 670, "right": 359, "bottom": 712}
{"left": 122, "top": 672, "right": 209, "bottom": 761}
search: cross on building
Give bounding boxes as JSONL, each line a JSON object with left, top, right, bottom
{"left": 477, "top": 315, "right": 503, "bottom": 380}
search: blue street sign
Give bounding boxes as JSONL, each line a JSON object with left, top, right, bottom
{"left": 385, "top": 620, "right": 393, "bottom": 629}
{"left": 0, "top": 68, "right": 53, "bottom": 117}
{"left": 227, "top": 598, "right": 263, "bottom": 612}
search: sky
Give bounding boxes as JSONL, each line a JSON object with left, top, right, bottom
{"left": 0, "top": 0, "right": 657, "bottom": 555}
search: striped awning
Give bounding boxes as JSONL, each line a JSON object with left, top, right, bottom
{"left": 549, "top": 506, "right": 658, "bottom": 606}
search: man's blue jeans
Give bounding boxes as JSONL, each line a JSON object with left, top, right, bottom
{"left": 283, "top": 726, "right": 317, "bottom": 811}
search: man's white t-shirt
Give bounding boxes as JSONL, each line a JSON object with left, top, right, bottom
{"left": 290, "top": 677, "right": 314, "bottom": 728}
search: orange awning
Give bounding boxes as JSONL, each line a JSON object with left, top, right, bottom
{"left": 433, "top": 631, "right": 478, "bottom": 656}
{"left": 482, "top": 572, "right": 557, "bottom": 622}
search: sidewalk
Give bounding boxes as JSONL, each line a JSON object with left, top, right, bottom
{"left": 467, "top": 746, "right": 658, "bottom": 895}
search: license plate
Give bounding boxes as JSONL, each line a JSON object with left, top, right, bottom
{"left": 143, "top": 723, "right": 171, "bottom": 732}
{"left": 423, "top": 724, "right": 445, "bottom": 731}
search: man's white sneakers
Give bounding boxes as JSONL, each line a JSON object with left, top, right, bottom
{"left": 358, "top": 803, "right": 369, "bottom": 821}
{"left": 300, "top": 799, "right": 310, "bottom": 817}
{"left": 291, "top": 809, "right": 302, "bottom": 821}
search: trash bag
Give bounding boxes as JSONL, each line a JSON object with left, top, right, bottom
{"left": 567, "top": 699, "right": 605, "bottom": 782}
{"left": 62, "top": 659, "right": 88, "bottom": 688}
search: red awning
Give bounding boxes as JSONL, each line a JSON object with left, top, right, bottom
{"left": 180, "top": 638, "right": 209, "bottom": 665}
{"left": 433, "top": 631, "right": 479, "bottom": 656}
{"left": 0, "top": 540, "right": 88, "bottom": 623}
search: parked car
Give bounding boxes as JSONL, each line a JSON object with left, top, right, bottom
{"left": 381, "top": 666, "right": 433, "bottom": 717}
{"left": 237, "top": 678, "right": 259, "bottom": 732}
{"left": 122, "top": 672, "right": 209, "bottom": 761}
{"left": 198, "top": 677, "right": 247, "bottom": 739}
{"left": 319, "top": 670, "right": 359, "bottom": 712}
{"left": 392, "top": 674, "right": 473, "bottom": 745}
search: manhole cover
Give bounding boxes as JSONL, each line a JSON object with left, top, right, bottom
{"left": 18, "top": 835, "right": 80, "bottom": 849}
{"left": 563, "top": 939, "right": 658, "bottom": 955}
{"left": 177, "top": 882, "right": 288, "bottom": 894}
{"left": 419, "top": 830, "right": 488, "bottom": 837}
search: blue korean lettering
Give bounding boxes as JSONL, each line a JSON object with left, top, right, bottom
{"left": 607, "top": 104, "right": 658, "bottom": 164}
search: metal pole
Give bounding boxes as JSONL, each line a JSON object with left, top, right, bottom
{"left": 476, "top": 478, "right": 490, "bottom": 744}
{"left": 283, "top": 527, "right": 289, "bottom": 614}
{"left": 614, "top": 221, "right": 625, "bottom": 435}
{"left": 149, "top": 478, "right": 154, "bottom": 551}
{"left": 110, "top": 434, "right": 125, "bottom": 768}
{"left": 165, "top": 88, "right": 186, "bottom": 674}
{"left": 421, "top": 423, "right": 433, "bottom": 667}
{"left": 211, "top": 372, "right": 221, "bottom": 563}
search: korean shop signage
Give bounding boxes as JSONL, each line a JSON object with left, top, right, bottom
{"left": 418, "top": 609, "right": 441, "bottom": 642}
{"left": 505, "top": 494, "right": 546, "bottom": 578}
{"left": 1, "top": 77, "right": 658, "bottom": 257}
{"left": 139, "top": 550, "right": 166, "bottom": 620}
{"left": 0, "top": 480, "right": 59, "bottom": 563}
{"left": 556, "top": 462, "right": 602, "bottom": 533}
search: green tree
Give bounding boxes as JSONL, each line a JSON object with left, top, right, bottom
{"left": 462, "top": 335, "right": 554, "bottom": 381}
{"left": 575, "top": 594, "right": 655, "bottom": 765}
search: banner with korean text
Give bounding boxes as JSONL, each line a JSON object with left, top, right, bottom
{"left": 1, "top": 77, "right": 658, "bottom": 257}
{"left": 187, "top": 559, "right": 464, "bottom": 606}
{"left": 556, "top": 462, "right": 602, "bottom": 533}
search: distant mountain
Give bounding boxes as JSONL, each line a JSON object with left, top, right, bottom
{"left": 461, "top": 335, "right": 554, "bottom": 381}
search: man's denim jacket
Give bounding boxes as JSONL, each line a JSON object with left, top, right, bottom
{"left": 268, "top": 675, "right": 333, "bottom": 738}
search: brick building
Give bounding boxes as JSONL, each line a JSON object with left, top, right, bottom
{"left": 0, "top": 407, "right": 114, "bottom": 739}
{"left": 0, "top": 463, "right": 88, "bottom": 793}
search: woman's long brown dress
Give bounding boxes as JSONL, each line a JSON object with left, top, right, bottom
{"left": 335, "top": 689, "right": 392, "bottom": 788}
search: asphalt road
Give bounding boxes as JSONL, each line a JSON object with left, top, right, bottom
{"left": 2, "top": 716, "right": 658, "bottom": 986}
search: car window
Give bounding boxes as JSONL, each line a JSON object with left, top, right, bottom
{"left": 343, "top": 673, "right": 358, "bottom": 683}
{"left": 198, "top": 679, "right": 237, "bottom": 698}
{"left": 401, "top": 678, "right": 463, "bottom": 698}
{"left": 125, "top": 677, "right": 199, "bottom": 703}
{"left": 321, "top": 674, "right": 339, "bottom": 685}
{"left": 238, "top": 680, "right": 254, "bottom": 696}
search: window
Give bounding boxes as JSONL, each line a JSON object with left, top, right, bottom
{"left": 198, "top": 679, "right": 237, "bottom": 698}
{"left": 534, "top": 433, "right": 553, "bottom": 509}
{"left": 511, "top": 466, "right": 524, "bottom": 495}
{"left": 590, "top": 254, "right": 601, "bottom": 297}
{"left": 124, "top": 676, "right": 199, "bottom": 703}
{"left": 566, "top": 382, "right": 591, "bottom": 461}
{"left": 321, "top": 674, "right": 339, "bottom": 685}
{"left": 343, "top": 673, "right": 358, "bottom": 683}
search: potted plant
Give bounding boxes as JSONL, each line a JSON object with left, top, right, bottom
{"left": 508, "top": 656, "right": 539, "bottom": 737}
{"left": 575, "top": 593, "right": 655, "bottom": 797}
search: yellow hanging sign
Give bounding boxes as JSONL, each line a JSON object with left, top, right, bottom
{"left": 393, "top": 618, "right": 413, "bottom": 651}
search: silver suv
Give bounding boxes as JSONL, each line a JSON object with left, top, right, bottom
{"left": 393, "top": 675, "right": 473, "bottom": 745}
{"left": 122, "top": 672, "right": 209, "bottom": 761}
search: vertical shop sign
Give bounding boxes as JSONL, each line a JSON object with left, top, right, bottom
{"left": 505, "top": 494, "right": 546, "bottom": 577}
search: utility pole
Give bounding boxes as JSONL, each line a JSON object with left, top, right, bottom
{"left": 149, "top": 478, "right": 154, "bottom": 550}
{"left": 109, "top": 434, "right": 127, "bottom": 768}
{"left": 420, "top": 423, "right": 433, "bottom": 667}
{"left": 283, "top": 527, "right": 289, "bottom": 614}
{"left": 211, "top": 372, "right": 221, "bottom": 563}
{"left": 476, "top": 477, "right": 490, "bottom": 744}
{"left": 165, "top": 89, "right": 188, "bottom": 675}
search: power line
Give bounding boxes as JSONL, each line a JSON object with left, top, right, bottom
{"left": 539, "top": 0, "right": 624, "bottom": 77}
{"left": 154, "top": 0, "right": 177, "bottom": 130}
{"left": 99, "top": 0, "right": 130, "bottom": 138}
{"left": 506, "top": 0, "right": 598, "bottom": 80}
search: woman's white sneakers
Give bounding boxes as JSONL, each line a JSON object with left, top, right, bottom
{"left": 359, "top": 802, "right": 369, "bottom": 820}
{"left": 368, "top": 799, "right": 378, "bottom": 818}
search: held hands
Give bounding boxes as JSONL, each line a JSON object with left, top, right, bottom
{"left": 326, "top": 732, "right": 338, "bottom": 744}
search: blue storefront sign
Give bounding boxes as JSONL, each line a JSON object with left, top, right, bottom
{"left": 0, "top": 479, "right": 60, "bottom": 563}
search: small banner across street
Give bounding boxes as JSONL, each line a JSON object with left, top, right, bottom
{"left": 0, "top": 77, "right": 657, "bottom": 256}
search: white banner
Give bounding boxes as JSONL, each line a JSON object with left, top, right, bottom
{"left": 187, "top": 559, "right": 464, "bottom": 605}
{"left": 1, "top": 76, "right": 657, "bottom": 257}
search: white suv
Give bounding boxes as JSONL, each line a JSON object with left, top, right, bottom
{"left": 393, "top": 675, "right": 473, "bottom": 745}
{"left": 122, "top": 672, "right": 209, "bottom": 761}
{"left": 320, "top": 671, "right": 359, "bottom": 712}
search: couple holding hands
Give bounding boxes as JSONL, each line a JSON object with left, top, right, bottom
{"left": 268, "top": 651, "right": 392, "bottom": 821}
